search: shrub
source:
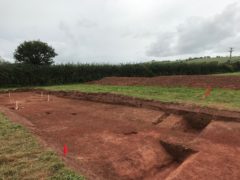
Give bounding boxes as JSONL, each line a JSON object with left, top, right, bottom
{"left": 0, "top": 61, "right": 239, "bottom": 87}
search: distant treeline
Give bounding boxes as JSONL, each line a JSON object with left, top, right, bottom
{"left": 1, "top": 61, "right": 240, "bottom": 87}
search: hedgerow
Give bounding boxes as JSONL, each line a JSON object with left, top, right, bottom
{"left": 0, "top": 61, "right": 240, "bottom": 87}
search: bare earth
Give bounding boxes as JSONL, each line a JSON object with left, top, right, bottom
{"left": 90, "top": 75, "right": 240, "bottom": 89}
{"left": 0, "top": 91, "right": 240, "bottom": 180}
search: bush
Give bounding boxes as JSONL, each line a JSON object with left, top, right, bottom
{"left": 0, "top": 61, "right": 240, "bottom": 87}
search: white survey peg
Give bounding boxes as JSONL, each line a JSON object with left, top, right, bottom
{"left": 15, "top": 101, "right": 19, "bottom": 110}
{"left": 8, "top": 92, "right": 11, "bottom": 102}
{"left": 8, "top": 92, "right": 14, "bottom": 103}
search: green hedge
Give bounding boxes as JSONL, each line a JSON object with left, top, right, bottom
{"left": 0, "top": 61, "right": 240, "bottom": 87}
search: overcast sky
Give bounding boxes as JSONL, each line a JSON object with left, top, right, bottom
{"left": 0, "top": 0, "right": 239, "bottom": 64}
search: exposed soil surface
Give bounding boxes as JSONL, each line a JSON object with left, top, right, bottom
{"left": 90, "top": 75, "right": 240, "bottom": 89}
{"left": 0, "top": 91, "right": 240, "bottom": 180}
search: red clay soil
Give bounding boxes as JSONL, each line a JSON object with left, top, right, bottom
{"left": 89, "top": 75, "right": 240, "bottom": 89}
{"left": 0, "top": 91, "right": 240, "bottom": 180}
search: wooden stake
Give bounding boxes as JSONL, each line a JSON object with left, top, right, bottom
{"left": 8, "top": 92, "right": 11, "bottom": 102}
{"left": 15, "top": 101, "right": 19, "bottom": 110}
{"left": 48, "top": 95, "right": 50, "bottom": 102}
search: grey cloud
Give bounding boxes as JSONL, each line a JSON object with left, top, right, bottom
{"left": 59, "top": 22, "right": 76, "bottom": 43}
{"left": 1, "top": 0, "right": 238, "bottom": 64}
{"left": 147, "top": 3, "right": 240, "bottom": 57}
{"left": 77, "top": 19, "right": 98, "bottom": 28}
{"left": 58, "top": 21, "right": 89, "bottom": 47}
{"left": 121, "top": 29, "right": 157, "bottom": 39}
{"left": 133, "top": 32, "right": 157, "bottom": 39}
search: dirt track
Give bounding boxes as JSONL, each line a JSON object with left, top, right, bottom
{"left": 0, "top": 91, "right": 240, "bottom": 180}
{"left": 90, "top": 75, "right": 240, "bottom": 89}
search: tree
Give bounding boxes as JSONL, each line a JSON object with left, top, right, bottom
{"left": 14, "top": 40, "right": 57, "bottom": 65}
{"left": 0, "top": 56, "right": 8, "bottom": 64}
{"left": 0, "top": 56, "right": 4, "bottom": 63}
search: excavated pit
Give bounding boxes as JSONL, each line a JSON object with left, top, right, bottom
{"left": 160, "top": 140, "right": 197, "bottom": 163}
{"left": 182, "top": 112, "right": 212, "bottom": 130}
{"left": 0, "top": 90, "right": 240, "bottom": 180}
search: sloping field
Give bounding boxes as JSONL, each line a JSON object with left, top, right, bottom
{"left": 90, "top": 75, "right": 240, "bottom": 89}
{"left": 183, "top": 56, "right": 240, "bottom": 63}
{"left": 0, "top": 90, "right": 240, "bottom": 179}
{"left": 214, "top": 72, "right": 240, "bottom": 76}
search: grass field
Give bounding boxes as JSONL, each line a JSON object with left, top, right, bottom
{"left": 0, "top": 113, "right": 84, "bottom": 180}
{"left": 213, "top": 72, "right": 240, "bottom": 76}
{"left": 182, "top": 56, "right": 240, "bottom": 64}
{"left": 42, "top": 84, "right": 240, "bottom": 111}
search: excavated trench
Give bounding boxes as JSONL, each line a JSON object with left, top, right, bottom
{"left": 0, "top": 90, "right": 240, "bottom": 179}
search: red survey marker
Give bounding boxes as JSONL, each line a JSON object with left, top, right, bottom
{"left": 63, "top": 144, "right": 68, "bottom": 156}
{"left": 203, "top": 86, "right": 212, "bottom": 99}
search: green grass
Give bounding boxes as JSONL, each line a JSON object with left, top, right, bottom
{"left": 42, "top": 84, "right": 240, "bottom": 111}
{"left": 0, "top": 113, "right": 85, "bottom": 180}
{"left": 213, "top": 72, "right": 240, "bottom": 76}
{"left": 0, "top": 87, "right": 17, "bottom": 92}
{"left": 182, "top": 56, "right": 240, "bottom": 64}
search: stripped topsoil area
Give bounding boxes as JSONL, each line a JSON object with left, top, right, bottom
{"left": 89, "top": 75, "right": 240, "bottom": 89}
{"left": 0, "top": 90, "right": 240, "bottom": 180}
